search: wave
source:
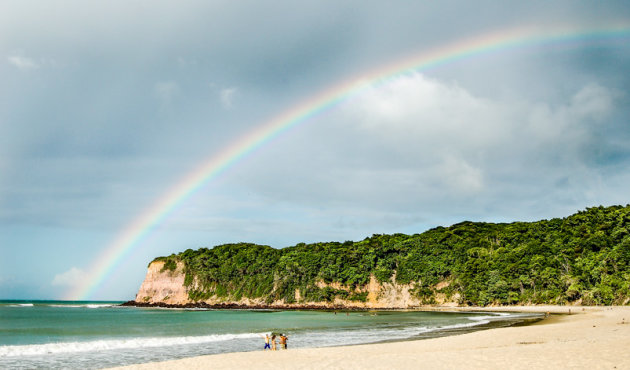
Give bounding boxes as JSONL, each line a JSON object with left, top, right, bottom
{"left": 437, "top": 312, "right": 538, "bottom": 331}
{"left": 0, "top": 333, "right": 262, "bottom": 357}
{"left": 443, "top": 312, "right": 513, "bottom": 327}
{"left": 412, "top": 314, "right": 506, "bottom": 333}
{"left": 490, "top": 312, "right": 512, "bottom": 317}
{"left": 439, "top": 319, "right": 490, "bottom": 330}
{"left": 5, "top": 303, "right": 115, "bottom": 308}
{"left": 47, "top": 304, "right": 115, "bottom": 309}
{"left": 3, "top": 302, "right": 121, "bottom": 308}
{"left": 305, "top": 315, "right": 504, "bottom": 349}
{"left": 411, "top": 312, "right": 524, "bottom": 334}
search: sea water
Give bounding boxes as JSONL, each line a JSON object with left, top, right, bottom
{"left": 0, "top": 300, "right": 542, "bottom": 369}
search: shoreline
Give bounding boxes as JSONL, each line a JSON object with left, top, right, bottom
{"left": 120, "top": 300, "right": 586, "bottom": 313}
{"left": 108, "top": 305, "right": 630, "bottom": 369}
{"left": 120, "top": 300, "right": 430, "bottom": 310}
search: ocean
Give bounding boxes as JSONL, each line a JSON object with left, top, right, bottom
{"left": 0, "top": 300, "right": 542, "bottom": 369}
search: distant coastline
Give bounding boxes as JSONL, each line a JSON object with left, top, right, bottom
{"left": 120, "top": 300, "right": 441, "bottom": 310}
{"left": 119, "top": 299, "right": 574, "bottom": 313}
{"left": 121, "top": 300, "right": 376, "bottom": 310}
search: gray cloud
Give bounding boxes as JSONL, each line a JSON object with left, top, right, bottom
{"left": 228, "top": 73, "right": 627, "bottom": 230}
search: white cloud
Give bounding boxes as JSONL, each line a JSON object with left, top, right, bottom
{"left": 343, "top": 74, "right": 506, "bottom": 149}
{"left": 52, "top": 267, "right": 87, "bottom": 287}
{"left": 339, "top": 73, "right": 616, "bottom": 166}
{"left": 220, "top": 87, "right": 237, "bottom": 109}
{"left": 7, "top": 55, "right": 39, "bottom": 70}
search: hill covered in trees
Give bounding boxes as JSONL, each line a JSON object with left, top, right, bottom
{"left": 151, "top": 205, "right": 630, "bottom": 306}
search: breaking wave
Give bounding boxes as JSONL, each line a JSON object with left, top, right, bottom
{"left": 0, "top": 333, "right": 262, "bottom": 357}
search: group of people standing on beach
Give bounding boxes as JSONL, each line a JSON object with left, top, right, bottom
{"left": 262, "top": 333, "right": 288, "bottom": 351}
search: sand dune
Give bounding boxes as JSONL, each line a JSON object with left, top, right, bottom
{"left": 109, "top": 306, "right": 630, "bottom": 369}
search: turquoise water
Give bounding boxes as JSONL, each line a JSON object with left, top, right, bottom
{"left": 0, "top": 300, "right": 541, "bottom": 369}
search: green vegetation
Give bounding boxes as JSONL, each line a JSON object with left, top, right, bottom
{"left": 153, "top": 256, "right": 178, "bottom": 272}
{"left": 153, "top": 205, "right": 630, "bottom": 306}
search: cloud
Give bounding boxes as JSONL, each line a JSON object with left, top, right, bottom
{"left": 220, "top": 87, "right": 238, "bottom": 109}
{"left": 52, "top": 267, "right": 87, "bottom": 287}
{"left": 337, "top": 74, "right": 618, "bottom": 177}
{"left": 569, "top": 83, "right": 615, "bottom": 120}
{"left": 7, "top": 55, "right": 39, "bottom": 70}
{"left": 231, "top": 72, "right": 623, "bottom": 225}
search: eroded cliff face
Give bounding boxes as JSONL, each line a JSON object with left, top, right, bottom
{"left": 313, "top": 276, "right": 422, "bottom": 308}
{"left": 135, "top": 261, "right": 189, "bottom": 304}
{"left": 135, "top": 261, "right": 456, "bottom": 308}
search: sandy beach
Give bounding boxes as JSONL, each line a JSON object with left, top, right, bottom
{"left": 110, "top": 306, "right": 630, "bottom": 370}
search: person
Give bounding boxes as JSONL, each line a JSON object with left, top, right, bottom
{"left": 279, "top": 334, "right": 288, "bottom": 350}
{"left": 271, "top": 334, "right": 277, "bottom": 351}
{"left": 262, "top": 334, "right": 271, "bottom": 350}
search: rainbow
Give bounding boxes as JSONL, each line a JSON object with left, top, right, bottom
{"left": 67, "top": 24, "right": 630, "bottom": 300}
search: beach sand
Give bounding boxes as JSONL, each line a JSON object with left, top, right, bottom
{"left": 109, "top": 306, "right": 630, "bottom": 369}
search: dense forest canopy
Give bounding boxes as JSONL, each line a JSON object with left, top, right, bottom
{"left": 154, "top": 205, "right": 630, "bottom": 306}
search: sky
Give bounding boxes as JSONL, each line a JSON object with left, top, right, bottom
{"left": 2, "top": 1, "right": 630, "bottom": 300}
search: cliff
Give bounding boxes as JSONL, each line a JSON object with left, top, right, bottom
{"left": 131, "top": 205, "right": 630, "bottom": 308}
{"left": 135, "top": 260, "right": 449, "bottom": 308}
{"left": 135, "top": 260, "right": 189, "bottom": 305}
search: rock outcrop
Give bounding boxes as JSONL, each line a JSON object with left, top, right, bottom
{"left": 135, "top": 261, "right": 189, "bottom": 304}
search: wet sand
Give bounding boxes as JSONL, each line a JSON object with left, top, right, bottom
{"left": 109, "top": 306, "right": 630, "bottom": 369}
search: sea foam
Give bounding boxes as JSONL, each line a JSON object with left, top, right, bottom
{"left": 47, "top": 304, "right": 115, "bottom": 308}
{"left": 0, "top": 333, "right": 262, "bottom": 357}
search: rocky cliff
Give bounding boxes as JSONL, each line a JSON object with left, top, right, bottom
{"left": 135, "top": 261, "right": 189, "bottom": 305}
{"left": 134, "top": 260, "right": 455, "bottom": 308}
